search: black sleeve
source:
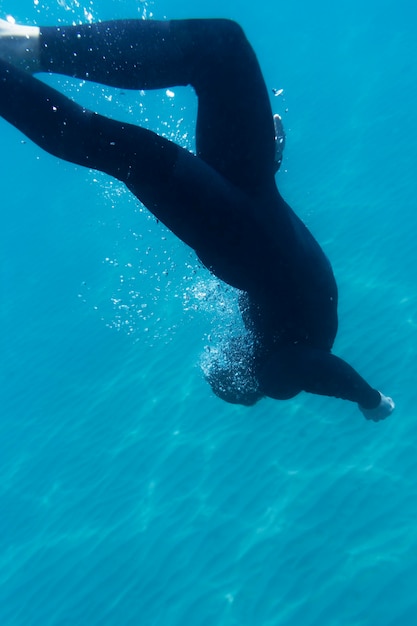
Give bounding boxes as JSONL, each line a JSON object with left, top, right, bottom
{"left": 258, "top": 345, "right": 381, "bottom": 408}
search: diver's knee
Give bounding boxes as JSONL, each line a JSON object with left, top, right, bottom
{"left": 194, "top": 19, "right": 248, "bottom": 62}
{"left": 214, "top": 19, "right": 246, "bottom": 42}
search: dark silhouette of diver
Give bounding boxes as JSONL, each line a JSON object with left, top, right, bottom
{"left": 0, "top": 17, "right": 394, "bottom": 419}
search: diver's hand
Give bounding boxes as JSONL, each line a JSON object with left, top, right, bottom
{"left": 359, "top": 392, "right": 395, "bottom": 422}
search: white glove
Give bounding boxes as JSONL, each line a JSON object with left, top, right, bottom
{"left": 359, "top": 392, "right": 395, "bottom": 422}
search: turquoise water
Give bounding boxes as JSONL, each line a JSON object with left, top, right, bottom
{"left": 1, "top": 0, "right": 417, "bottom": 624}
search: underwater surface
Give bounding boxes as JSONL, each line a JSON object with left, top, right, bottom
{"left": 1, "top": 0, "right": 417, "bottom": 624}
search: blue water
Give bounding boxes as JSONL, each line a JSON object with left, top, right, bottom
{"left": 1, "top": 0, "right": 417, "bottom": 624}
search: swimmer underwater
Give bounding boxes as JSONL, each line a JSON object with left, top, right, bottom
{"left": 0, "top": 17, "right": 395, "bottom": 420}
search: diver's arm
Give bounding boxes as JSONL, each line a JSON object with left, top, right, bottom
{"left": 299, "top": 351, "right": 395, "bottom": 421}
{"left": 258, "top": 346, "right": 394, "bottom": 420}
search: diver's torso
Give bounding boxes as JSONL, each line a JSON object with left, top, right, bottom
{"left": 196, "top": 185, "right": 338, "bottom": 350}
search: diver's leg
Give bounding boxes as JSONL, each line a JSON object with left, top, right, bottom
{"left": 39, "top": 19, "right": 276, "bottom": 188}
{"left": 1, "top": 18, "right": 277, "bottom": 189}
{"left": 0, "top": 59, "right": 244, "bottom": 253}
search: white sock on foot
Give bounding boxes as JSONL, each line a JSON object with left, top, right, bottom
{"left": 0, "top": 17, "right": 40, "bottom": 73}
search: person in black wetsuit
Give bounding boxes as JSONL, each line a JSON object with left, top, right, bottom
{"left": 0, "top": 17, "right": 394, "bottom": 419}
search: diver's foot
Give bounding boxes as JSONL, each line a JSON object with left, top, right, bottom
{"left": 273, "top": 113, "right": 286, "bottom": 172}
{"left": 359, "top": 392, "right": 395, "bottom": 422}
{"left": 0, "top": 18, "right": 40, "bottom": 73}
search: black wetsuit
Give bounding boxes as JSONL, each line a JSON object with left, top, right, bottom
{"left": 0, "top": 19, "right": 381, "bottom": 408}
